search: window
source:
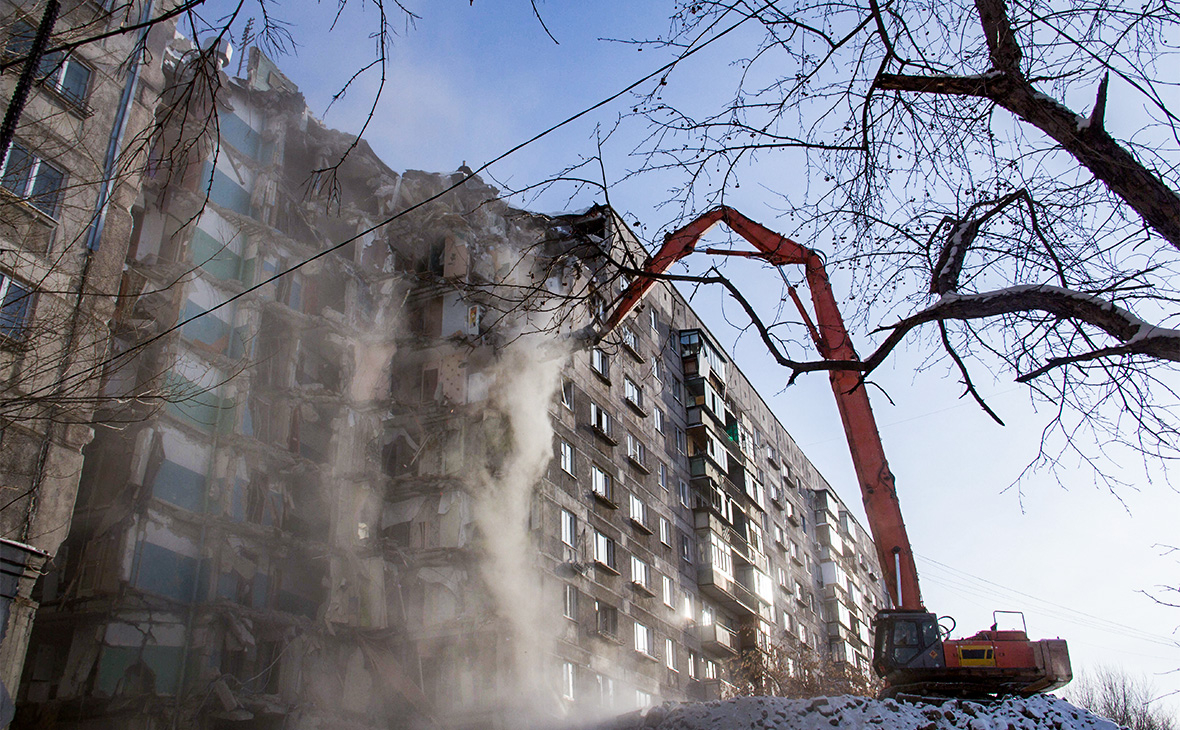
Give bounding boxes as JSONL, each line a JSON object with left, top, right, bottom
{"left": 561, "top": 661, "right": 576, "bottom": 701}
{"left": 561, "top": 380, "right": 574, "bottom": 409}
{"left": 649, "top": 307, "right": 658, "bottom": 332}
{"left": 1, "top": 143, "right": 65, "bottom": 217}
{"left": 634, "top": 621, "right": 654, "bottom": 656}
{"left": 591, "top": 294, "right": 607, "bottom": 322}
{"left": 624, "top": 376, "right": 643, "bottom": 409}
{"left": 653, "top": 407, "right": 665, "bottom": 433}
{"left": 0, "top": 273, "right": 32, "bottom": 339}
{"left": 678, "top": 479, "right": 690, "bottom": 508}
{"left": 777, "top": 566, "right": 788, "bottom": 587}
{"left": 665, "top": 638, "right": 676, "bottom": 670}
{"left": 704, "top": 659, "right": 718, "bottom": 680}
{"left": 563, "top": 584, "right": 578, "bottom": 620}
{"left": 596, "top": 600, "right": 619, "bottom": 638}
{"left": 593, "top": 530, "right": 616, "bottom": 570}
{"left": 662, "top": 574, "right": 674, "bottom": 606}
{"left": 672, "top": 378, "right": 684, "bottom": 405}
{"left": 659, "top": 516, "right": 672, "bottom": 547}
{"left": 591, "top": 465, "right": 614, "bottom": 504}
{"left": 559, "top": 440, "right": 575, "bottom": 476}
{"left": 6, "top": 20, "right": 90, "bottom": 107}
{"left": 636, "top": 689, "right": 654, "bottom": 710}
{"left": 590, "top": 348, "right": 610, "bottom": 379}
{"left": 687, "top": 650, "right": 698, "bottom": 679}
{"left": 680, "top": 533, "right": 693, "bottom": 564}
{"left": 674, "top": 427, "right": 686, "bottom": 454}
{"left": 561, "top": 509, "right": 577, "bottom": 548}
{"left": 651, "top": 355, "right": 663, "bottom": 383}
{"left": 590, "top": 401, "right": 612, "bottom": 438}
{"left": 700, "top": 604, "right": 714, "bottom": 626}
{"left": 626, "top": 433, "right": 646, "bottom": 468}
{"left": 682, "top": 592, "right": 694, "bottom": 621}
{"left": 628, "top": 494, "right": 648, "bottom": 529}
{"left": 595, "top": 673, "right": 615, "bottom": 708}
{"left": 630, "top": 555, "right": 651, "bottom": 590}
{"left": 658, "top": 463, "right": 668, "bottom": 492}
{"left": 621, "top": 326, "right": 638, "bottom": 353}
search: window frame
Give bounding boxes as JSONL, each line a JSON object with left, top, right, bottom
{"left": 591, "top": 465, "right": 614, "bottom": 504}
{"left": 626, "top": 432, "right": 647, "bottom": 469}
{"left": 633, "top": 621, "right": 654, "bottom": 657}
{"left": 5, "top": 20, "right": 92, "bottom": 112}
{"left": 563, "top": 583, "right": 578, "bottom": 620}
{"left": 596, "top": 599, "right": 619, "bottom": 638}
{"left": 590, "top": 347, "right": 610, "bottom": 380}
{"left": 593, "top": 529, "right": 617, "bottom": 570}
{"left": 630, "top": 554, "right": 652, "bottom": 591}
{"left": 590, "top": 401, "right": 613, "bottom": 439}
{"left": 0, "top": 272, "right": 34, "bottom": 340}
{"left": 1, "top": 142, "right": 66, "bottom": 218}
{"left": 561, "top": 660, "right": 576, "bottom": 701}
{"left": 560, "top": 508, "right": 577, "bottom": 548}
{"left": 624, "top": 375, "right": 643, "bottom": 409}
{"left": 559, "top": 439, "right": 575, "bottom": 476}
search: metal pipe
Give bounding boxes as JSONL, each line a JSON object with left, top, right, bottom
{"left": 84, "top": 0, "right": 156, "bottom": 251}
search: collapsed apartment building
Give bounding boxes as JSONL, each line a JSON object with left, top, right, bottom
{"left": 12, "top": 37, "right": 889, "bottom": 730}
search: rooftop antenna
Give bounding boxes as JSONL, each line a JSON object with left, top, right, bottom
{"left": 236, "top": 18, "right": 254, "bottom": 76}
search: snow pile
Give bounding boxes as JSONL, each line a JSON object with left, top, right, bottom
{"left": 594, "top": 694, "right": 1120, "bottom": 730}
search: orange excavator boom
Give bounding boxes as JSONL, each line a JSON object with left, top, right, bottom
{"left": 596, "top": 205, "right": 1070, "bottom": 697}
{"left": 605, "top": 205, "right": 921, "bottom": 611}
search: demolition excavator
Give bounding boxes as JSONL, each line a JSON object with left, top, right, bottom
{"left": 596, "top": 206, "right": 1071, "bottom": 698}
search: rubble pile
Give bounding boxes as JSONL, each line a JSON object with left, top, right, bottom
{"left": 597, "top": 695, "right": 1119, "bottom": 730}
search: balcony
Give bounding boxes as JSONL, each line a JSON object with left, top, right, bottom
{"left": 699, "top": 677, "right": 739, "bottom": 701}
{"left": 697, "top": 562, "right": 759, "bottom": 617}
{"left": 815, "top": 523, "right": 845, "bottom": 556}
{"left": 689, "top": 454, "right": 727, "bottom": 487}
{"left": 695, "top": 622, "right": 739, "bottom": 657}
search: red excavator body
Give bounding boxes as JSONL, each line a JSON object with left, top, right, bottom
{"left": 599, "top": 206, "right": 1071, "bottom": 698}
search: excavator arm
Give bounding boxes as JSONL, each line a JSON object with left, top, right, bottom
{"left": 603, "top": 205, "right": 922, "bottom": 611}
{"left": 596, "top": 206, "right": 1070, "bottom": 697}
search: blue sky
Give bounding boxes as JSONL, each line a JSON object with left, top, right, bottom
{"left": 198, "top": 0, "right": 1180, "bottom": 707}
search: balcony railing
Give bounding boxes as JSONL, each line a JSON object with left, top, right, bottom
{"left": 697, "top": 562, "right": 759, "bottom": 617}
{"left": 695, "top": 622, "right": 739, "bottom": 657}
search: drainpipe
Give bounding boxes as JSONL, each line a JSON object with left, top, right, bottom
{"left": 84, "top": 0, "right": 155, "bottom": 252}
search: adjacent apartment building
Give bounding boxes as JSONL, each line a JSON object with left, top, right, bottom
{"left": 0, "top": 0, "right": 173, "bottom": 710}
{"left": 10, "top": 31, "right": 890, "bottom": 730}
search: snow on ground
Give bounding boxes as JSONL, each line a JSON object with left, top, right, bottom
{"left": 593, "top": 694, "right": 1120, "bottom": 730}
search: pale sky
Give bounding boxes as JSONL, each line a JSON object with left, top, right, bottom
{"left": 197, "top": 0, "right": 1180, "bottom": 710}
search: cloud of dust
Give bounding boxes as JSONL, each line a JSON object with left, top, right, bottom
{"left": 469, "top": 332, "right": 572, "bottom": 721}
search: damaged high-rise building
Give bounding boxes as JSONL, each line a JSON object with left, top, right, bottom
{"left": 11, "top": 34, "right": 890, "bottom": 730}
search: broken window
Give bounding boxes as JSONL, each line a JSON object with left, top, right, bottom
{"left": 595, "top": 600, "right": 618, "bottom": 638}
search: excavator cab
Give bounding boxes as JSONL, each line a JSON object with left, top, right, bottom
{"left": 872, "top": 610, "right": 946, "bottom": 678}
{"left": 873, "top": 609, "right": 1072, "bottom": 697}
